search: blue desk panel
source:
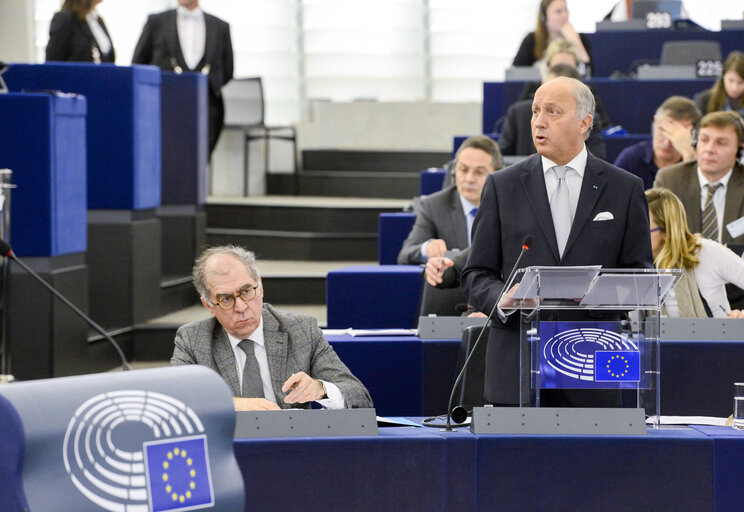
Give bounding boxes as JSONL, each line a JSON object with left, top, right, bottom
{"left": 233, "top": 425, "right": 741, "bottom": 512}
{"left": 587, "top": 28, "right": 744, "bottom": 78}
{"left": 161, "top": 72, "right": 208, "bottom": 205}
{"left": 378, "top": 212, "right": 416, "bottom": 265}
{"left": 421, "top": 169, "right": 446, "bottom": 196}
{"left": 327, "top": 335, "right": 460, "bottom": 417}
{"left": 4, "top": 63, "right": 161, "bottom": 210}
{"left": 326, "top": 265, "right": 423, "bottom": 329}
{"left": 484, "top": 78, "right": 715, "bottom": 136}
{"left": 325, "top": 335, "right": 744, "bottom": 420}
{"left": 233, "top": 429, "right": 447, "bottom": 512}
{"left": 0, "top": 93, "right": 87, "bottom": 256}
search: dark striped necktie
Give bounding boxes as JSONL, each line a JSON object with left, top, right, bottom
{"left": 701, "top": 182, "right": 723, "bottom": 240}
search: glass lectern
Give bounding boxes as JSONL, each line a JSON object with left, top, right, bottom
{"left": 507, "top": 266, "right": 681, "bottom": 428}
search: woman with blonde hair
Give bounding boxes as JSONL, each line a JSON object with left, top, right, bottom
{"left": 45, "top": 0, "right": 115, "bottom": 63}
{"left": 512, "top": 0, "right": 591, "bottom": 69}
{"left": 646, "top": 187, "right": 744, "bottom": 318}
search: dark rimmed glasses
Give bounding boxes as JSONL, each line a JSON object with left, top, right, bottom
{"left": 209, "top": 284, "right": 259, "bottom": 310}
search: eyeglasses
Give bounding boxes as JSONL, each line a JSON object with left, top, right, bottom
{"left": 208, "top": 284, "right": 259, "bottom": 310}
{"left": 650, "top": 227, "right": 662, "bottom": 233}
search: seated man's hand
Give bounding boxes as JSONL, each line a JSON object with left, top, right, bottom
{"left": 233, "top": 397, "right": 281, "bottom": 411}
{"left": 282, "top": 372, "right": 325, "bottom": 404}
{"left": 425, "top": 256, "right": 454, "bottom": 286}
{"left": 657, "top": 117, "right": 695, "bottom": 161}
{"left": 728, "top": 309, "right": 744, "bottom": 319}
{"left": 425, "top": 239, "right": 448, "bottom": 259}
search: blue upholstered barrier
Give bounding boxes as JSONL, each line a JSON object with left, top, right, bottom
{"left": 4, "top": 63, "right": 161, "bottom": 210}
{"left": 326, "top": 265, "right": 423, "bottom": 329}
{"left": 420, "top": 169, "right": 446, "bottom": 196}
{"left": 587, "top": 27, "right": 744, "bottom": 78}
{"left": 378, "top": 212, "right": 416, "bottom": 264}
{"left": 485, "top": 78, "right": 715, "bottom": 136}
{"left": 161, "top": 72, "right": 208, "bottom": 205}
{"left": 0, "top": 92, "right": 87, "bottom": 257}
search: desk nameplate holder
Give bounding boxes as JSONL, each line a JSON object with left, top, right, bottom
{"left": 234, "top": 408, "right": 378, "bottom": 438}
{"left": 417, "top": 316, "right": 486, "bottom": 340}
{"left": 470, "top": 407, "right": 646, "bottom": 435}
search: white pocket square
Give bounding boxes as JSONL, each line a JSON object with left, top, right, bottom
{"left": 593, "top": 212, "right": 614, "bottom": 221}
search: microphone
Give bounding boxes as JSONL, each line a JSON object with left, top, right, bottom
{"left": 0, "top": 239, "right": 131, "bottom": 371}
{"left": 441, "top": 234, "right": 532, "bottom": 431}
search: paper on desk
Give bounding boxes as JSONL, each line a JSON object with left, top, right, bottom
{"left": 646, "top": 416, "right": 730, "bottom": 426}
{"left": 322, "top": 328, "right": 418, "bottom": 337}
{"left": 376, "top": 416, "right": 424, "bottom": 427}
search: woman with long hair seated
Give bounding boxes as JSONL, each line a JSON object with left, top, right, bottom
{"left": 694, "top": 51, "right": 744, "bottom": 117}
{"left": 646, "top": 187, "right": 744, "bottom": 318}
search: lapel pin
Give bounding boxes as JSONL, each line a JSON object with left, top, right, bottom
{"left": 592, "top": 185, "right": 597, "bottom": 190}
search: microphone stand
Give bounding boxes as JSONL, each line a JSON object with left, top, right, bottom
{"left": 442, "top": 236, "right": 533, "bottom": 431}
{"left": 2, "top": 245, "right": 131, "bottom": 371}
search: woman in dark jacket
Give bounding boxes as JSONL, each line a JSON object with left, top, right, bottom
{"left": 694, "top": 51, "right": 744, "bottom": 117}
{"left": 46, "top": 0, "right": 115, "bottom": 63}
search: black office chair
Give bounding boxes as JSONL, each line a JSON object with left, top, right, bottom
{"left": 453, "top": 325, "right": 488, "bottom": 409}
{"left": 221, "top": 77, "right": 298, "bottom": 195}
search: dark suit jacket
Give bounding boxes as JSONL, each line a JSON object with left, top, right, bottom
{"left": 132, "top": 8, "right": 234, "bottom": 152}
{"left": 654, "top": 160, "right": 744, "bottom": 244}
{"left": 45, "top": 10, "right": 115, "bottom": 63}
{"left": 398, "top": 186, "right": 470, "bottom": 265}
{"left": 171, "top": 303, "right": 373, "bottom": 409}
{"left": 461, "top": 152, "right": 653, "bottom": 404}
{"left": 499, "top": 99, "right": 607, "bottom": 160}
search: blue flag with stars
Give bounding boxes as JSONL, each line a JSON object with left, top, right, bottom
{"left": 144, "top": 435, "right": 214, "bottom": 511}
{"left": 594, "top": 351, "right": 640, "bottom": 382}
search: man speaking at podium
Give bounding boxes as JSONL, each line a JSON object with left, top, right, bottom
{"left": 461, "top": 77, "right": 653, "bottom": 407}
{"left": 172, "top": 245, "right": 372, "bottom": 411}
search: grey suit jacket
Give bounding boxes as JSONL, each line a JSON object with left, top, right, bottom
{"left": 398, "top": 186, "right": 470, "bottom": 264}
{"left": 171, "top": 304, "right": 373, "bottom": 409}
{"left": 654, "top": 160, "right": 744, "bottom": 244}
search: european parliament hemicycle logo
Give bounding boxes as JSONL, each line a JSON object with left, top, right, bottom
{"left": 62, "top": 390, "right": 214, "bottom": 512}
{"left": 540, "top": 322, "right": 641, "bottom": 388}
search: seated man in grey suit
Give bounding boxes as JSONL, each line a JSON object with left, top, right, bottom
{"left": 398, "top": 136, "right": 502, "bottom": 316}
{"left": 398, "top": 135, "right": 502, "bottom": 266}
{"left": 172, "top": 245, "right": 373, "bottom": 411}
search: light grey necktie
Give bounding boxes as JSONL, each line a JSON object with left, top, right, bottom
{"left": 701, "top": 182, "right": 723, "bottom": 241}
{"left": 238, "top": 339, "right": 264, "bottom": 398}
{"left": 550, "top": 166, "right": 573, "bottom": 257}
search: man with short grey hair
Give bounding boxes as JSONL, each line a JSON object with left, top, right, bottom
{"left": 173, "top": 245, "right": 372, "bottom": 411}
{"left": 462, "top": 77, "right": 653, "bottom": 407}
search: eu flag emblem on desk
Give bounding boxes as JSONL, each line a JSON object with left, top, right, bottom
{"left": 594, "top": 351, "right": 640, "bottom": 382}
{"left": 144, "top": 435, "right": 214, "bottom": 511}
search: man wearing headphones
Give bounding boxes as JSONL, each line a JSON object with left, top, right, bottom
{"left": 615, "top": 96, "right": 700, "bottom": 190}
{"left": 654, "top": 111, "right": 744, "bottom": 245}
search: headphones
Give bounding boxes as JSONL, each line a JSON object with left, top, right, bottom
{"left": 691, "top": 112, "right": 744, "bottom": 166}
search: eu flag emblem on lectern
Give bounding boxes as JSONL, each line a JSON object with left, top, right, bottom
{"left": 594, "top": 351, "right": 640, "bottom": 382}
{"left": 144, "top": 435, "right": 214, "bottom": 511}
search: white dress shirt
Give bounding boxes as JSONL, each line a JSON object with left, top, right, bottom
{"left": 85, "top": 10, "right": 111, "bottom": 57}
{"left": 664, "top": 238, "right": 744, "bottom": 317}
{"left": 177, "top": 6, "right": 206, "bottom": 71}
{"left": 697, "top": 167, "right": 733, "bottom": 243}
{"left": 227, "top": 317, "right": 345, "bottom": 408}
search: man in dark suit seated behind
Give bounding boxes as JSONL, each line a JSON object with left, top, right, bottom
{"left": 462, "top": 77, "right": 653, "bottom": 407}
{"left": 499, "top": 64, "right": 607, "bottom": 160}
{"left": 172, "top": 245, "right": 372, "bottom": 411}
{"left": 398, "top": 136, "right": 502, "bottom": 316}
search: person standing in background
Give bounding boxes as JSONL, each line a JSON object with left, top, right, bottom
{"left": 45, "top": 0, "right": 114, "bottom": 64}
{"left": 133, "top": 0, "right": 234, "bottom": 155}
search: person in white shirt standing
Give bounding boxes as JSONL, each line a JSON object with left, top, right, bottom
{"left": 133, "top": 0, "right": 234, "bottom": 155}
